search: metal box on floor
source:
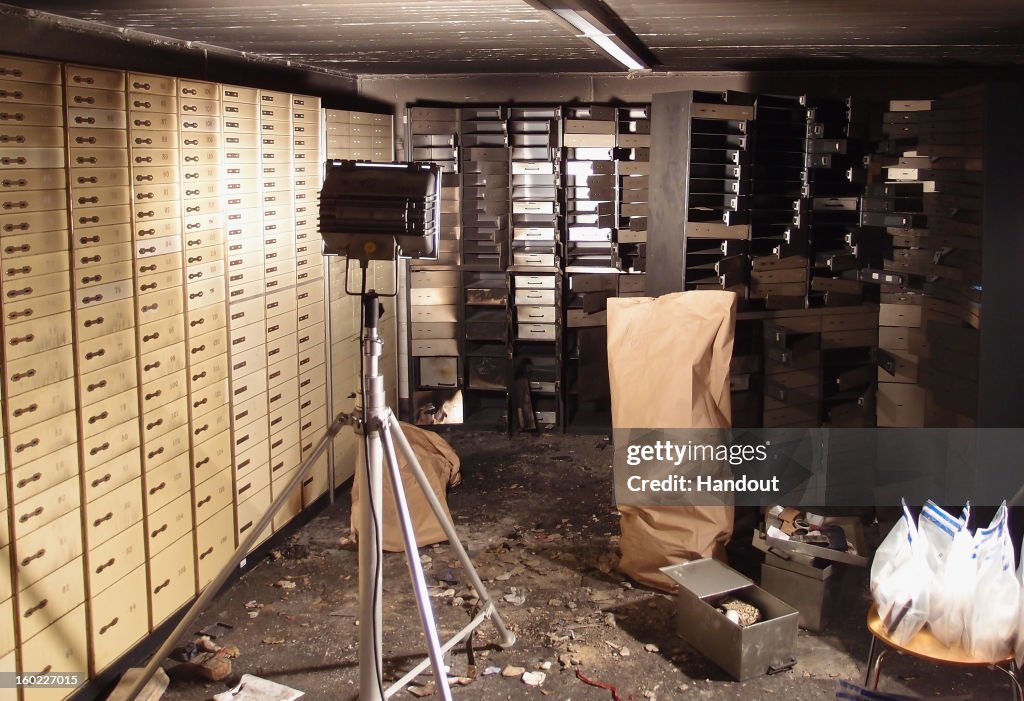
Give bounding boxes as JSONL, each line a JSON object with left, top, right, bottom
{"left": 760, "top": 552, "right": 838, "bottom": 632}
{"left": 661, "top": 558, "right": 798, "bottom": 681}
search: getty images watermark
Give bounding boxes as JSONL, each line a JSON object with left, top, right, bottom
{"left": 612, "top": 427, "right": 1024, "bottom": 507}
{"left": 623, "top": 438, "right": 779, "bottom": 495}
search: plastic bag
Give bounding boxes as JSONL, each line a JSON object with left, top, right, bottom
{"left": 869, "top": 500, "right": 932, "bottom": 645}
{"left": 965, "top": 502, "right": 1019, "bottom": 661}
{"left": 1016, "top": 533, "right": 1024, "bottom": 667}
{"left": 918, "top": 501, "right": 968, "bottom": 572}
{"left": 920, "top": 501, "right": 974, "bottom": 647}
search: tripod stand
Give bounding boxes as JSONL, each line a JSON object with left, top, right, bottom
{"left": 116, "top": 287, "right": 514, "bottom": 701}
{"left": 354, "top": 289, "right": 515, "bottom": 700}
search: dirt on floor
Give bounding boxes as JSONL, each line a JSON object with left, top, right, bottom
{"left": 154, "top": 430, "right": 1008, "bottom": 701}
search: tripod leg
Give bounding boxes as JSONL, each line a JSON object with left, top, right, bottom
{"left": 385, "top": 412, "right": 517, "bottom": 649}
{"left": 358, "top": 422, "right": 385, "bottom": 701}
{"left": 378, "top": 426, "right": 454, "bottom": 701}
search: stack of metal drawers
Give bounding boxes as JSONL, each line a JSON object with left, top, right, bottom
{"left": 563, "top": 105, "right": 615, "bottom": 271}
{"left": 869, "top": 98, "right": 938, "bottom": 438}
{"left": 459, "top": 107, "right": 510, "bottom": 425}
{"left": 762, "top": 316, "right": 823, "bottom": 427}
{"left": 820, "top": 307, "right": 879, "bottom": 428}
{"left": 510, "top": 107, "right": 559, "bottom": 270}
{"left": 404, "top": 107, "right": 464, "bottom": 425}
{"left": 322, "top": 108, "right": 396, "bottom": 482}
{"left": 511, "top": 272, "right": 560, "bottom": 428}
{"left": 683, "top": 91, "right": 753, "bottom": 295}
{"left": 747, "top": 94, "right": 808, "bottom": 307}
{"left": 407, "top": 106, "right": 460, "bottom": 268}
{"left": 325, "top": 109, "right": 391, "bottom": 163}
{"left": 508, "top": 107, "right": 562, "bottom": 429}
{"left": 405, "top": 108, "right": 461, "bottom": 401}
{"left": 410, "top": 106, "right": 458, "bottom": 172}
{"left": 410, "top": 268, "right": 461, "bottom": 391}
{"left": 615, "top": 105, "right": 651, "bottom": 272}
{"left": 461, "top": 107, "right": 508, "bottom": 270}
{"left": 802, "top": 96, "right": 866, "bottom": 307}
{"left": 869, "top": 91, "right": 984, "bottom": 427}
{"left": 563, "top": 272, "right": 614, "bottom": 430}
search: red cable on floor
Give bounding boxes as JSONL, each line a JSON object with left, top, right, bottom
{"left": 574, "top": 669, "right": 635, "bottom": 701}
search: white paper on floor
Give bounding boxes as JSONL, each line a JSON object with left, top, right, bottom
{"left": 212, "top": 674, "right": 304, "bottom": 701}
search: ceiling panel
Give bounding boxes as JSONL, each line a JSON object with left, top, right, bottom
{"left": 607, "top": 0, "right": 1024, "bottom": 69}
{"left": 6, "top": 0, "right": 611, "bottom": 74}
{"left": 7, "top": 0, "right": 1024, "bottom": 74}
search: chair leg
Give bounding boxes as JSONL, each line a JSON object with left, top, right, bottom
{"left": 864, "top": 638, "right": 880, "bottom": 687}
{"left": 869, "top": 649, "right": 890, "bottom": 690}
{"left": 999, "top": 661, "right": 1024, "bottom": 701}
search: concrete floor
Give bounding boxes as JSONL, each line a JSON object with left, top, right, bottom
{"left": 156, "top": 430, "right": 1011, "bottom": 701}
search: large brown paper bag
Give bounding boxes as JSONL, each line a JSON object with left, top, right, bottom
{"left": 607, "top": 291, "right": 737, "bottom": 592}
{"left": 351, "top": 422, "right": 462, "bottom": 552}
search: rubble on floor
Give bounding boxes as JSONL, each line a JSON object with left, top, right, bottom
{"left": 155, "top": 431, "right": 1014, "bottom": 701}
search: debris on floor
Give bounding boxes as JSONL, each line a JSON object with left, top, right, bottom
{"left": 108, "top": 667, "right": 169, "bottom": 701}
{"left": 152, "top": 431, "right": 1011, "bottom": 701}
{"left": 170, "top": 651, "right": 232, "bottom": 682}
{"left": 521, "top": 670, "right": 545, "bottom": 687}
{"left": 407, "top": 683, "right": 434, "bottom": 698}
{"left": 211, "top": 674, "right": 303, "bottom": 701}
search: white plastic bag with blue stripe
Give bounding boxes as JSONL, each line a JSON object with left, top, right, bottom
{"left": 919, "top": 501, "right": 974, "bottom": 647}
{"left": 869, "top": 500, "right": 932, "bottom": 645}
{"left": 965, "top": 502, "right": 1019, "bottom": 661}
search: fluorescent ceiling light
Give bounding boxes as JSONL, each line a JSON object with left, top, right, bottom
{"left": 552, "top": 7, "right": 648, "bottom": 71}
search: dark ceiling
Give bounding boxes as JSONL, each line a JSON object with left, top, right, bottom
{"left": 5, "top": 0, "right": 1024, "bottom": 75}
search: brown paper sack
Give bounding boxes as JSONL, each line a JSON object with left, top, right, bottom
{"left": 351, "top": 422, "right": 462, "bottom": 552}
{"left": 607, "top": 291, "right": 737, "bottom": 592}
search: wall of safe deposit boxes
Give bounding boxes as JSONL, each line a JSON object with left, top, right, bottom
{"left": 0, "top": 54, "right": 396, "bottom": 699}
